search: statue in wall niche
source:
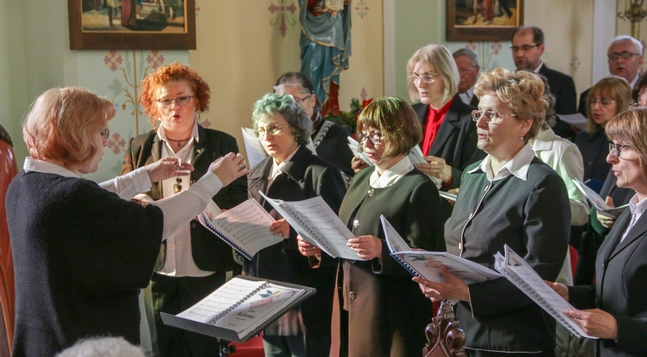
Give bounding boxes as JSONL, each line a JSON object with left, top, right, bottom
{"left": 299, "top": 0, "right": 351, "bottom": 117}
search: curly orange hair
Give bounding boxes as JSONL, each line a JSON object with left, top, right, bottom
{"left": 139, "top": 62, "right": 210, "bottom": 129}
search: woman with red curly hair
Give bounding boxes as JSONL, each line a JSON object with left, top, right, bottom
{"left": 121, "top": 62, "right": 248, "bottom": 357}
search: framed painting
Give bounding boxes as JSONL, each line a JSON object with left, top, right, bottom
{"left": 68, "top": 0, "right": 196, "bottom": 50}
{"left": 446, "top": 0, "right": 524, "bottom": 42}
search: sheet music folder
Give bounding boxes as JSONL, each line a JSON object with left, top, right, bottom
{"left": 161, "top": 276, "right": 316, "bottom": 343}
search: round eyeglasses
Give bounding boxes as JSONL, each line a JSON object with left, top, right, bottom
{"left": 257, "top": 123, "right": 290, "bottom": 137}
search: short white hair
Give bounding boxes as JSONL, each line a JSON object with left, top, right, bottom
{"left": 56, "top": 337, "right": 147, "bottom": 357}
{"left": 609, "top": 35, "right": 643, "bottom": 55}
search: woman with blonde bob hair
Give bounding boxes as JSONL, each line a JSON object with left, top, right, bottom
{"left": 416, "top": 69, "right": 571, "bottom": 357}
{"left": 302, "top": 97, "right": 446, "bottom": 356}
{"left": 406, "top": 44, "right": 483, "bottom": 219}
{"left": 576, "top": 76, "right": 632, "bottom": 183}
{"left": 6, "top": 87, "right": 247, "bottom": 356}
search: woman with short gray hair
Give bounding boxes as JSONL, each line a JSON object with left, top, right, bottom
{"left": 244, "top": 93, "right": 347, "bottom": 357}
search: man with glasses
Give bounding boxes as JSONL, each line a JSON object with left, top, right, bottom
{"left": 453, "top": 48, "right": 481, "bottom": 107}
{"left": 511, "top": 25, "right": 578, "bottom": 139}
{"left": 578, "top": 35, "right": 644, "bottom": 116}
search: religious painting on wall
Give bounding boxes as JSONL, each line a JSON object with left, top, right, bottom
{"left": 68, "top": 0, "right": 196, "bottom": 50}
{"left": 446, "top": 0, "right": 524, "bottom": 41}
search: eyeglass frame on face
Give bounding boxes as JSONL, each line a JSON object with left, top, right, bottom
{"left": 408, "top": 73, "right": 438, "bottom": 84}
{"left": 100, "top": 127, "right": 110, "bottom": 140}
{"left": 357, "top": 131, "right": 383, "bottom": 146}
{"left": 157, "top": 95, "right": 194, "bottom": 108}
{"left": 608, "top": 51, "right": 640, "bottom": 60}
{"left": 293, "top": 93, "right": 312, "bottom": 106}
{"left": 589, "top": 97, "right": 617, "bottom": 107}
{"left": 609, "top": 142, "right": 633, "bottom": 158}
{"left": 510, "top": 44, "right": 541, "bottom": 52}
{"left": 257, "top": 123, "right": 291, "bottom": 137}
{"left": 471, "top": 109, "right": 517, "bottom": 124}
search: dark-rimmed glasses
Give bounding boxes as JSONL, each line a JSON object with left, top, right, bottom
{"left": 609, "top": 142, "right": 633, "bottom": 158}
{"left": 100, "top": 127, "right": 110, "bottom": 140}
{"left": 294, "top": 93, "right": 312, "bottom": 106}
{"left": 357, "top": 131, "right": 383, "bottom": 146}
{"left": 157, "top": 95, "right": 193, "bottom": 108}
{"left": 471, "top": 110, "right": 517, "bottom": 124}
{"left": 510, "top": 44, "right": 541, "bottom": 52}
{"left": 608, "top": 51, "right": 640, "bottom": 60}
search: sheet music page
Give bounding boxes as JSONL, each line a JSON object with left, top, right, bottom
{"left": 214, "top": 283, "right": 306, "bottom": 338}
{"left": 206, "top": 199, "right": 282, "bottom": 256}
{"left": 380, "top": 215, "right": 412, "bottom": 253}
{"left": 496, "top": 245, "right": 598, "bottom": 339}
{"left": 572, "top": 179, "right": 627, "bottom": 217}
{"left": 258, "top": 192, "right": 365, "bottom": 260}
{"left": 242, "top": 128, "right": 268, "bottom": 169}
{"left": 556, "top": 113, "right": 588, "bottom": 131}
{"left": 438, "top": 191, "right": 457, "bottom": 202}
{"left": 408, "top": 145, "right": 427, "bottom": 165}
{"left": 176, "top": 278, "right": 267, "bottom": 323}
{"left": 347, "top": 137, "right": 372, "bottom": 165}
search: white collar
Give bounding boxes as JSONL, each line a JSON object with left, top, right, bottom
{"left": 369, "top": 155, "right": 414, "bottom": 188}
{"left": 469, "top": 143, "right": 535, "bottom": 181}
{"left": 23, "top": 157, "right": 78, "bottom": 177}
{"left": 269, "top": 145, "right": 300, "bottom": 180}
{"left": 157, "top": 121, "right": 200, "bottom": 144}
{"left": 533, "top": 60, "right": 545, "bottom": 73}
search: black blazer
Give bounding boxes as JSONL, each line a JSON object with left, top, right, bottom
{"left": 313, "top": 121, "right": 354, "bottom": 178}
{"left": 413, "top": 96, "right": 484, "bottom": 189}
{"left": 570, "top": 208, "right": 647, "bottom": 357}
{"left": 244, "top": 145, "right": 346, "bottom": 354}
{"left": 538, "top": 64, "right": 578, "bottom": 139}
{"left": 121, "top": 126, "right": 248, "bottom": 272}
{"left": 574, "top": 125, "right": 611, "bottom": 182}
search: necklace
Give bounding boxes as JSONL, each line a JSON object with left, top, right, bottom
{"left": 166, "top": 136, "right": 192, "bottom": 143}
{"left": 164, "top": 140, "right": 192, "bottom": 194}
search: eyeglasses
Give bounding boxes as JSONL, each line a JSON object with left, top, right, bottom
{"left": 409, "top": 73, "right": 438, "bottom": 84}
{"left": 510, "top": 44, "right": 541, "bottom": 52}
{"left": 293, "top": 93, "right": 312, "bottom": 106}
{"left": 157, "top": 95, "right": 193, "bottom": 108}
{"left": 257, "top": 123, "right": 290, "bottom": 137}
{"left": 458, "top": 66, "right": 476, "bottom": 73}
{"left": 609, "top": 142, "right": 633, "bottom": 158}
{"left": 471, "top": 110, "right": 517, "bottom": 124}
{"left": 608, "top": 51, "right": 640, "bottom": 60}
{"left": 589, "top": 97, "right": 616, "bottom": 106}
{"left": 100, "top": 127, "right": 110, "bottom": 140}
{"left": 357, "top": 131, "right": 383, "bottom": 146}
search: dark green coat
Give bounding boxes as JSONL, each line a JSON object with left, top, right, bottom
{"left": 331, "top": 166, "right": 445, "bottom": 357}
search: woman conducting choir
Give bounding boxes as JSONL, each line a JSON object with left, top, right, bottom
{"left": 300, "top": 97, "right": 445, "bottom": 357}
{"left": 245, "top": 93, "right": 346, "bottom": 357}
{"left": 550, "top": 108, "right": 647, "bottom": 357}
{"left": 121, "top": 62, "right": 248, "bottom": 357}
{"left": 416, "top": 69, "right": 571, "bottom": 357}
{"left": 6, "top": 87, "right": 247, "bottom": 357}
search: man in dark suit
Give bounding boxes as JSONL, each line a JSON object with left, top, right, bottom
{"left": 453, "top": 48, "right": 480, "bottom": 108}
{"left": 578, "top": 35, "right": 643, "bottom": 116}
{"left": 512, "top": 25, "right": 578, "bottom": 139}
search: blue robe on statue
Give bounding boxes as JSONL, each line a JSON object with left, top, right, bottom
{"left": 299, "top": 0, "right": 351, "bottom": 106}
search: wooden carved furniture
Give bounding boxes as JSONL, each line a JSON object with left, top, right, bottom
{"left": 423, "top": 302, "right": 467, "bottom": 357}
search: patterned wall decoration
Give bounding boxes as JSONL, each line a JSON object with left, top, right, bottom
{"left": 465, "top": 41, "right": 503, "bottom": 72}
{"left": 269, "top": 0, "right": 298, "bottom": 37}
{"left": 355, "top": 0, "right": 369, "bottom": 19}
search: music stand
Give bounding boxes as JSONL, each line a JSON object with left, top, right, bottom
{"left": 161, "top": 276, "right": 316, "bottom": 357}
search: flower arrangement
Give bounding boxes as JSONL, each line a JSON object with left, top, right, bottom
{"left": 324, "top": 98, "right": 373, "bottom": 135}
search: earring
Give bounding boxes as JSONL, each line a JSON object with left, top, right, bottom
{"left": 519, "top": 136, "right": 524, "bottom": 141}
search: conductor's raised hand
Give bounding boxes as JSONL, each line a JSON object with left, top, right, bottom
{"left": 145, "top": 156, "right": 194, "bottom": 182}
{"left": 208, "top": 152, "right": 249, "bottom": 186}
